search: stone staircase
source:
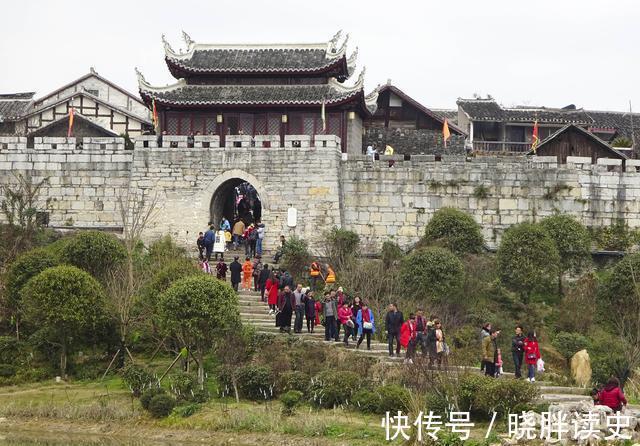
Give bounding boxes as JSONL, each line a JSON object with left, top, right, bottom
{"left": 236, "top": 288, "right": 595, "bottom": 405}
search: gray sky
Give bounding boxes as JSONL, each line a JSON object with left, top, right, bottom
{"left": 1, "top": 0, "right": 638, "bottom": 112}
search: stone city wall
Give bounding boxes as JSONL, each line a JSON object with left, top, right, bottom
{"left": 341, "top": 154, "right": 640, "bottom": 250}
{"left": 363, "top": 126, "right": 466, "bottom": 155}
{"left": 0, "top": 137, "right": 132, "bottom": 229}
{"left": 3, "top": 136, "right": 640, "bottom": 254}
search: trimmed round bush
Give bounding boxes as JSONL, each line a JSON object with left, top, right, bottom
{"left": 280, "top": 390, "right": 304, "bottom": 416}
{"left": 399, "top": 247, "right": 464, "bottom": 302}
{"left": 5, "top": 247, "right": 61, "bottom": 313}
{"left": 278, "top": 370, "right": 310, "bottom": 395}
{"left": 377, "top": 384, "right": 410, "bottom": 414}
{"left": 496, "top": 222, "right": 560, "bottom": 301}
{"left": 236, "top": 364, "right": 275, "bottom": 401}
{"left": 353, "top": 389, "right": 380, "bottom": 413}
{"left": 309, "top": 370, "right": 363, "bottom": 409}
{"left": 121, "top": 364, "right": 155, "bottom": 397}
{"left": 552, "top": 332, "right": 590, "bottom": 366}
{"left": 20, "top": 265, "right": 106, "bottom": 377}
{"left": 140, "top": 387, "right": 166, "bottom": 411}
{"left": 148, "top": 393, "right": 176, "bottom": 418}
{"left": 540, "top": 214, "right": 591, "bottom": 275}
{"left": 60, "top": 231, "right": 126, "bottom": 278}
{"left": 423, "top": 208, "right": 484, "bottom": 255}
{"left": 170, "top": 372, "right": 197, "bottom": 402}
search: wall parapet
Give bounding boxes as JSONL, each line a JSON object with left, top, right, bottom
{"left": 341, "top": 153, "right": 635, "bottom": 174}
{"left": 0, "top": 136, "right": 126, "bottom": 153}
{"left": 133, "top": 134, "right": 341, "bottom": 150}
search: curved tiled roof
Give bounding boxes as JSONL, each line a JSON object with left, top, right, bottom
{"left": 163, "top": 31, "right": 352, "bottom": 79}
{"left": 139, "top": 82, "right": 362, "bottom": 107}
{"left": 457, "top": 99, "right": 592, "bottom": 124}
{"left": 0, "top": 92, "right": 35, "bottom": 121}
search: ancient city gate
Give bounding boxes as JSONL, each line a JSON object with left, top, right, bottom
{"left": 130, "top": 135, "right": 344, "bottom": 252}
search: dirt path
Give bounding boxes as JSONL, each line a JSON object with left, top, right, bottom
{"left": 0, "top": 418, "right": 356, "bottom": 446}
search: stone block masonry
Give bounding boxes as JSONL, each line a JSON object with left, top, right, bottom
{"left": 3, "top": 135, "right": 640, "bottom": 254}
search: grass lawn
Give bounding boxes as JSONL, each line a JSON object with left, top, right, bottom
{"left": 0, "top": 377, "right": 507, "bottom": 445}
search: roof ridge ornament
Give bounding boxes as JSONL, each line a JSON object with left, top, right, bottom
{"left": 182, "top": 30, "right": 194, "bottom": 47}
{"left": 327, "top": 30, "right": 342, "bottom": 53}
{"left": 347, "top": 46, "right": 358, "bottom": 75}
{"left": 135, "top": 67, "right": 149, "bottom": 88}
{"left": 365, "top": 84, "right": 380, "bottom": 114}
{"left": 162, "top": 34, "right": 176, "bottom": 56}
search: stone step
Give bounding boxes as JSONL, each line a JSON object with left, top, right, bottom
{"left": 539, "top": 386, "right": 589, "bottom": 395}
{"left": 539, "top": 393, "right": 592, "bottom": 403}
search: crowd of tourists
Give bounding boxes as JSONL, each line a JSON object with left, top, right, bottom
{"left": 193, "top": 224, "right": 630, "bottom": 410}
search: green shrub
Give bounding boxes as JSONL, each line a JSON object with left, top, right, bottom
{"left": 4, "top": 247, "right": 60, "bottom": 314}
{"left": 309, "top": 370, "right": 362, "bottom": 408}
{"left": 236, "top": 364, "right": 275, "bottom": 400}
{"left": 170, "top": 372, "right": 197, "bottom": 402}
{"left": 140, "top": 387, "right": 166, "bottom": 410}
{"left": 20, "top": 265, "right": 107, "bottom": 377}
{"left": 353, "top": 389, "right": 380, "bottom": 413}
{"left": 497, "top": 222, "right": 560, "bottom": 302}
{"left": 14, "top": 367, "right": 50, "bottom": 383}
{"left": 121, "top": 364, "right": 155, "bottom": 397}
{"left": 280, "top": 390, "right": 304, "bottom": 416}
{"left": 172, "top": 402, "right": 201, "bottom": 418}
{"left": 376, "top": 384, "right": 410, "bottom": 414}
{"left": 540, "top": 215, "right": 591, "bottom": 277}
{"left": 278, "top": 370, "right": 310, "bottom": 395}
{"left": 325, "top": 227, "right": 360, "bottom": 269}
{"left": 148, "top": 393, "right": 176, "bottom": 418}
{"left": 60, "top": 231, "right": 126, "bottom": 278}
{"left": 190, "top": 388, "right": 211, "bottom": 403}
{"left": 280, "top": 236, "right": 311, "bottom": 281}
{"left": 458, "top": 374, "right": 487, "bottom": 411}
{"left": 73, "top": 359, "right": 108, "bottom": 380}
{"left": 399, "top": 247, "right": 464, "bottom": 302}
{"left": 0, "top": 336, "right": 25, "bottom": 365}
{"left": 552, "top": 332, "right": 590, "bottom": 366}
{"left": 0, "top": 364, "right": 17, "bottom": 377}
{"left": 458, "top": 374, "right": 539, "bottom": 416}
{"left": 381, "top": 241, "right": 403, "bottom": 268}
{"left": 423, "top": 208, "right": 484, "bottom": 255}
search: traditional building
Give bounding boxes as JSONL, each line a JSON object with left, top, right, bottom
{"left": 0, "top": 92, "right": 35, "bottom": 135}
{"left": 531, "top": 124, "right": 627, "bottom": 163}
{"left": 457, "top": 98, "right": 639, "bottom": 157}
{"left": 137, "top": 31, "right": 378, "bottom": 154}
{"left": 364, "top": 83, "right": 466, "bottom": 154}
{"left": 0, "top": 69, "right": 152, "bottom": 138}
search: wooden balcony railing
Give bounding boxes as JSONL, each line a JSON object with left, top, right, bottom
{"left": 472, "top": 141, "right": 532, "bottom": 153}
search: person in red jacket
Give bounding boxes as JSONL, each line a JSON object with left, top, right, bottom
{"left": 400, "top": 314, "right": 418, "bottom": 364}
{"left": 265, "top": 272, "right": 279, "bottom": 315}
{"left": 523, "top": 331, "right": 541, "bottom": 382}
{"left": 598, "top": 377, "right": 627, "bottom": 412}
{"left": 337, "top": 302, "right": 354, "bottom": 346}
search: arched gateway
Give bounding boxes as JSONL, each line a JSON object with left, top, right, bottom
{"left": 204, "top": 169, "right": 268, "bottom": 230}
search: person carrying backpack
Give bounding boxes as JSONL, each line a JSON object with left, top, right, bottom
{"left": 248, "top": 224, "right": 258, "bottom": 258}
{"left": 523, "top": 331, "right": 541, "bottom": 382}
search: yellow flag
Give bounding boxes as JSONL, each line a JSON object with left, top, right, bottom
{"left": 443, "top": 118, "right": 451, "bottom": 148}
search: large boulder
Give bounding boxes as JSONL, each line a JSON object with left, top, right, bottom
{"left": 570, "top": 349, "right": 592, "bottom": 387}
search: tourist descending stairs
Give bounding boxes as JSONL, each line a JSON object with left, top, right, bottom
{"left": 236, "top": 285, "right": 616, "bottom": 407}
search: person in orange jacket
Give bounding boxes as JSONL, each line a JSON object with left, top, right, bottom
{"left": 242, "top": 257, "right": 253, "bottom": 291}
{"left": 309, "top": 261, "right": 321, "bottom": 289}
{"left": 325, "top": 264, "right": 336, "bottom": 285}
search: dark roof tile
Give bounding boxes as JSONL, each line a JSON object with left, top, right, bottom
{"left": 140, "top": 83, "right": 361, "bottom": 107}
{"left": 0, "top": 93, "right": 35, "bottom": 121}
